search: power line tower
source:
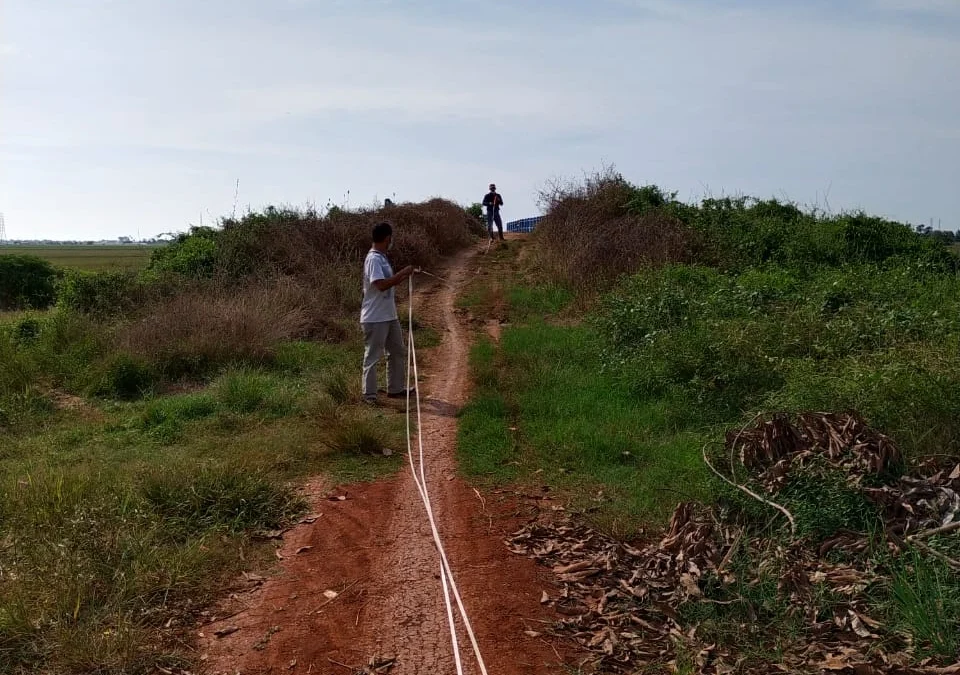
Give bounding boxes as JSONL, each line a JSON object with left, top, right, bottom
{"left": 0, "top": 213, "right": 6, "bottom": 243}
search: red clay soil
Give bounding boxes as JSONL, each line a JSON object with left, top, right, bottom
{"left": 202, "top": 240, "right": 568, "bottom": 674}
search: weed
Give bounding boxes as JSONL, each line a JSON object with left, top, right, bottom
{"left": 329, "top": 413, "right": 391, "bottom": 455}
{"left": 778, "top": 464, "right": 882, "bottom": 540}
{"left": 91, "top": 352, "right": 154, "bottom": 401}
{"left": 213, "top": 369, "right": 298, "bottom": 417}
{"left": 142, "top": 463, "right": 303, "bottom": 535}
{"left": 324, "top": 369, "right": 354, "bottom": 405}
{"left": 887, "top": 551, "right": 960, "bottom": 659}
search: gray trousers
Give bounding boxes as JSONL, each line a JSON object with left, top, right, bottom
{"left": 361, "top": 320, "right": 406, "bottom": 397}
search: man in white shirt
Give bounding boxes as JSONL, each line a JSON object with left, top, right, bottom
{"left": 361, "top": 222, "right": 416, "bottom": 403}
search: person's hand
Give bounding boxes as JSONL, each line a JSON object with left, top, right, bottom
{"left": 400, "top": 265, "right": 415, "bottom": 279}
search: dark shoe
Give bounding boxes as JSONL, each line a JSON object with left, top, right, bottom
{"left": 362, "top": 395, "right": 379, "bottom": 405}
{"left": 387, "top": 388, "right": 416, "bottom": 399}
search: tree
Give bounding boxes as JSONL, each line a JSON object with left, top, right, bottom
{"left": 0, "top": 254, "right": 58, "bottom": 310}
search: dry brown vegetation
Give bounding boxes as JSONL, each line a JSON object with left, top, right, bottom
{"left": 213, "top": 198, "right": 483, "bottom": 280}
{"left": 534, "top": 175, "right": 699, "bottom": 290}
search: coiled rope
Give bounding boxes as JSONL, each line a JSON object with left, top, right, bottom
{"left": 405, "top": 273, "right": 489, "bottom": 675}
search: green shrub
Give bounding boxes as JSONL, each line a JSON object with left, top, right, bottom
{"left": 778, "top": 464, "right": 881, "bottom": 540}
{"left": 597, "top": 262, "right": 960, "bottom": 429}
{"left": 91, "top": 353, "right": 154, "bottom": 400}
{"left": 12, "top": 316, "right": 43, "bottom": 345}
{"left": 57, "top": 270, "right": 144, "bottom": 317}
{"left": 0, "top": 255, "right": 57, "bottom": 310}
{"left": 147, "top": 230, "right": 219, "bottom": 278}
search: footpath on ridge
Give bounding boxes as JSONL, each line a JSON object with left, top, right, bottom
{"left": 203, "top": 237, "right": 567, "bottom": 675}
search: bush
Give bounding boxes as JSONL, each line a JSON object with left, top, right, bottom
{"left": 91, "top": 352, "right": 154, "bottom": 400}
{"left": 12, "top": 316, "right": 43, "bottom": 345}
{"left": 535, "top": 172, "right": 700, "bottom": 290}
{"left": 0, "top": 255, "right": 57, "bottom": 310}
{"left": 534, "top": 172, "right": 956, "bottom": 291}
{"left": 118, "top": 281, "right": 312, "bottom": 379}
{"left": 147, "top": 229, "right": 218, "bottom": 279}
{"left": 57, "top": 269, "right": 146, "bottom": 317}
{"left": 597, "top": 262, "right": 960, "bottom": 434}
{"left": 145, "top": 199, "right": 482, "bottom": 284}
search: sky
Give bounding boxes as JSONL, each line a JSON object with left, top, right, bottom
{"left": 1, "top": 0, "right": 958, "bottom": 241}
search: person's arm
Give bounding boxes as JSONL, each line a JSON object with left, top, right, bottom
{"left": 372, "top": 265, "right": 414, "bottom": 292}
{"left": 498, "top": 194, "right": 504, "bottom": 207}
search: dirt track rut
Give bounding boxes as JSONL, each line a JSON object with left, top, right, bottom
{"left": 204, "top": 242, "right": 564, "bottom": 674}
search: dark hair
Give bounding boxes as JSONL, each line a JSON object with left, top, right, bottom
{"left": 372, "top": 222, "right": 392, "bottom": 243}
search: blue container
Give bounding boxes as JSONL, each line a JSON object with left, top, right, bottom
{"left": 505, "top": 216, "right": 543, "bottom": 234}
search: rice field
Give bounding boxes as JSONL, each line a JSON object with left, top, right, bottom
{"left": 0, "top": 244, "right": 162, "bottom": 271}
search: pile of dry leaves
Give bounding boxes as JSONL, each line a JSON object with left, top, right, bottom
{"left": 508, "top": 412, "right": 960, "bottom": 674}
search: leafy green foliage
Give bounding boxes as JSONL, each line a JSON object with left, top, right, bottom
{"left": 90, "top": 352, "right": 154, "bottom": 401}
{"left": 147, "top": 228, "right": 219, "bottom": 278}
{"left": 535, "top": 172, "right": 957, "bottom": 290}
{"left": 57, "top": 270, "right": 146, "bottom": 317}
{"left": 778, "top": 466, "right": 881, "bottom": 539}
{"left": 0, "top": 254, "right": 57, "bottom": 310}
{"left": 596, "top": 264, "right": 960, "bottom": 455}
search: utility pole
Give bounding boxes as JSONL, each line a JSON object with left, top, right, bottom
{"left": 0, "top": 213, "right": 6, "bottom": 242}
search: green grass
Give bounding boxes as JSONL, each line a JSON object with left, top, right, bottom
{"left": 0, "top": 245, "right": 161, "bottom": 272}
{"left": 498, "top": 322, "right": 711, "bottom": 531}
{"left": 0, "top": 343, "right": 404, "bottom": 674}
{"left": 457, "top": 269, "right": 712, "bottom": 534}
{"left": 457, "top": 340, "right": 516, "bottom": 480}
{"left": 886, "top": 552, "right": 960, "bottom": 659}
{"left": 598, "top": 263, "right": 960, "bottom": 458}
{"left": 507, "top": 284, "right": 574, "bottom": 319}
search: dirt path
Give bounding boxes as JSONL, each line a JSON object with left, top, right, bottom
{"left": 203, "top": 242, "right": 565, "bottom": 675}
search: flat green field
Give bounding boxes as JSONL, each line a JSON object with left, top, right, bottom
{"left": 0, "top": 244, "right": 162, "bottom": 271}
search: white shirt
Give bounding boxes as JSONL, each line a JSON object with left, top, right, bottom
{"left": 360, "top": 249, "right": 398, "bottom": 323}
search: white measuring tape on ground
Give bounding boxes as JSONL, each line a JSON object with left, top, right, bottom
{"left": 405, "top": 274, "right": 489, "bottom": 675}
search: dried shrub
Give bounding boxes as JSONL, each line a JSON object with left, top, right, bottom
{"left": 158, "top": 198, "right": 482, "bottom": 285}
{"left": 118, "top": 280, "right": 314, "bottom": 379}
{"left": 534, "top": 173, "right": 699, "bottom": 291}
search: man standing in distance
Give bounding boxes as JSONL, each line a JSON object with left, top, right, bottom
{"left": 361, "top": 222, "right": 416, "bottom": 403}
{"left": 482, "top": 183, "right": 505, "bottom": 242}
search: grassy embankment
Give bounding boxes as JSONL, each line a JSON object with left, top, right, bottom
{"left": 0, "top": 201, "right": 482, "bottom": 674}
{"left": 456, "top": 175, "right": 960, "bottom": 666}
